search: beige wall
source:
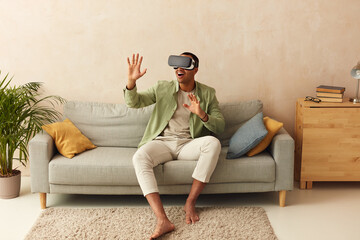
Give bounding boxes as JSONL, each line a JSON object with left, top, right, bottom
{"left": 1, "top": 0, "right": 360, "bottom": 137}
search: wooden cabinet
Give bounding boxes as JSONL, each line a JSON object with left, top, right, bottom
{"left": 295, "top": 98, "right": 360, "bottom": 189}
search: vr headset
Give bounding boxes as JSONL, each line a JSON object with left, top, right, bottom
{"left": 168, "top": 55, "right": 198, "bottom": 70}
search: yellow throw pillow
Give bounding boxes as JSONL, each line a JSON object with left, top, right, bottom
{"left": 42, "top": 118, "right": 96, "bottom": 158}
{"left": 246, "top": 117, "right": 283, "bottom": 157}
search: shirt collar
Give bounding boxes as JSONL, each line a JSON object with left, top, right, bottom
{"left": 175, "top": 81, "right": 198, "bottom": 94}
{"left": 175, "top": 81, "right": 179, "bottom": 92}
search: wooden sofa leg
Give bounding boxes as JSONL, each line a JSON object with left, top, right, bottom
{"left": 40, "top": 193, "right": 47, "bottom": 209}
{"left": 279, "top": 190, "right": 286, "bottom": 207}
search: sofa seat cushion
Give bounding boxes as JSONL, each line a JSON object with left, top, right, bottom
{"left": 49, "top": 146, "right": 275, "bottom": 187}
{"left": 163, "top": 147, "right": 275, "bottom": 185}
{"left": 49, "top": 147, "right": 164, "bottom": 186}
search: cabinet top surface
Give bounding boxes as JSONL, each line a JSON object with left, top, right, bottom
{"left": 298, "top": 98, "right": 360, "bottom": 108}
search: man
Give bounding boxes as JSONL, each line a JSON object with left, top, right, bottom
{"left": 124, "top": 52, "right": 225, "bottom": 239}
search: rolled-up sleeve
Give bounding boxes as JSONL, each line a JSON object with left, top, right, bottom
{"left": 123, "top": 85, "right": 156, "bottom": 108}
{"left": 203, "top": 94, "right": 225, "bottom": 135}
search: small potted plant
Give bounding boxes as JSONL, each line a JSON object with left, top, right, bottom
{"left": 0, "top": 71, "right": 65, "bottom": 198}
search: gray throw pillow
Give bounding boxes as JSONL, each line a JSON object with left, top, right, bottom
{"left": 226, "top": 112, "right": 268, "bottom": 159}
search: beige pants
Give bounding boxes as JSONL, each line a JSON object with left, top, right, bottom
{"left": 132, "top": 136, "right": 221, "bottom": 196}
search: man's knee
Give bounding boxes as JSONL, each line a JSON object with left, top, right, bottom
{"left": 202, "top": 136, "right": 221, "bottom": 152}
{"left": 132, "top": 148, "right": 152, "bottom": 169}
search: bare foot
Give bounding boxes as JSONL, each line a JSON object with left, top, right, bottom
{"left": 184, "top": 201, "right": 199, "bottom": 224}
{"left": 150, "top": 219, "right": 175, "bottom": 239}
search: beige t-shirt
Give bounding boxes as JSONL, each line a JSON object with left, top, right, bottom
{"left": 160, "top": 89, "right": 194, "bottom": 139}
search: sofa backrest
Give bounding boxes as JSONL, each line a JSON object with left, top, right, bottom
{"left": 64, "top": 101, "right": 154, "bottom": 148}
{"left": 216, "top": 100, "right": 263, "bottom": 146}
{"left": 64, "top": 100, "right": 262, "bottom": 148}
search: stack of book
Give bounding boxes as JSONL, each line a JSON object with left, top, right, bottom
{"left": 316, "top": 85, "right": 345, "bottom": 102}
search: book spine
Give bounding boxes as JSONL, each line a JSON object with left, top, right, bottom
{"left": 316, "top": 88, "right": 344, "bottom": 93}
{"left": 318, "top": 97, "right": 343, "bottom": 103}
{"left": 316, "top": 92, "right": 343, "bottom": 98}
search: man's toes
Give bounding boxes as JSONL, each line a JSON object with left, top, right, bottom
{"left": 186, "top": 214, "right": 199, "bottom": 224}
{"left": 186, "top": 215, "right": 191, "bottom": 224}
{"left": 192, "top": 216, "right": 199, "bottom": 224}
{"left": 150, "top": 220, "right": 175, "bottom": 239}
{"left": 150, "top": 231, "right": 160, "bottom": 239}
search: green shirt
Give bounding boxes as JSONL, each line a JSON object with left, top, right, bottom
{"left": 124, "top": 80, "right": 225, "bottom": 147}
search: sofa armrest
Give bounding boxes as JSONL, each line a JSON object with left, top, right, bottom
{"left": 29, "top": 131, "right": 56, "bottom": 193}
{"left": 268, "top": 127, "right": 294, "bottom": 191}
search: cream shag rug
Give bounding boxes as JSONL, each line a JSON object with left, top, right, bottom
{"left": 25, "top": 206, "right": 277, "bottom": 240}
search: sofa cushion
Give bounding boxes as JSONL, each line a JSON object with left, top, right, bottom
{"left": 49, "top": 147, "right": 164, "bottom": 186}
{"left": 247, "top": 116, "right": 284, "bottom": 157}
{"left": 42, "top": 118, "right": 97, "bottom": 158}
{"left": 163, "top": 147, "right": 275, "bottom": 184}
{"left": 49, "top": 146, "right": 275, "bottom": 186}
{"left": 226, "top": 112, "right": 268, "bottom": 159}
{"left": 63, "top": 101, "right": 154, "bottom": 148}
{"left": 213, "top": 147, "right": 275, "bottom": 183}
{"left": 217, "top": 100, "right": 263, "bottom": 146}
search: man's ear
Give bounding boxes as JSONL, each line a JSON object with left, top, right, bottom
{"left": 194, "top": 68, "right": 198, "bottom": 74}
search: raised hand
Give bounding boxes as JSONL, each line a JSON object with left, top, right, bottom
{"left": 127, "top": 53, "right": 147, "bottom": 90}
{"left": 183, "top": 93, "right": 207, "bottom": 121}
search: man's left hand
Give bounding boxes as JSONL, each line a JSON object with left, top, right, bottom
{"left": 183, "top": 93, "right": 207, "bottom": 121}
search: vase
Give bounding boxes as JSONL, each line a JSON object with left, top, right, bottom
{"left": 0, "top": 170, "right": 21, "bottom": 199}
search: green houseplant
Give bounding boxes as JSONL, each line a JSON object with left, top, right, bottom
{"left": 0, "top": 71, "right": 65, "bottom": 198}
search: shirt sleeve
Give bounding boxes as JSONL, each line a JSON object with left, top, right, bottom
{"left": 123, "top": 84, "right": 157, "bottom": 108}
{"left": 202, "top": 93, "right": 225, "bottom": 135}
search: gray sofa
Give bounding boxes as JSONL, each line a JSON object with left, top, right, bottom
{"left": 29, "top": 100, "right": 294, "bottom": 209}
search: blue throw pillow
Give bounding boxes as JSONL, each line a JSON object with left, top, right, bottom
{"left": 226, "top": 112, "right": 268, "bottom": 159}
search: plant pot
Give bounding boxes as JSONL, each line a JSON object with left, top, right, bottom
{"left": 0, "top": 170, "right": 21, "bottom": 199}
